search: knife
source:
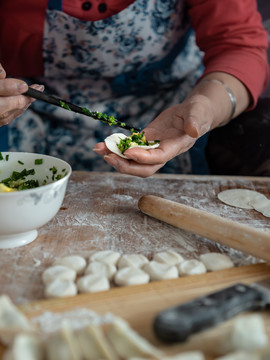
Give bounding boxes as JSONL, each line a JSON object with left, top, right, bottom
{"left": 153, "top": 278, "right": 270, "bottom": 343}
{"left": 23, "top": 87, "right": 140, "bottom": 132}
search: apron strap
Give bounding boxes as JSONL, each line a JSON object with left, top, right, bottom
{"left": 47, "top": 0, "right": 62, "bottom": 11}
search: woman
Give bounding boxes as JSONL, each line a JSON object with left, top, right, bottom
{"left": 0, "top": 0, "right": 268, "bottom": 177}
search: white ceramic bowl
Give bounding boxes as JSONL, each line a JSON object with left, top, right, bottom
{"left": 0, "top": 152, "right": 72, "bottom": 249}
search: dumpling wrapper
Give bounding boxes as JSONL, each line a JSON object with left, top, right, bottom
{"left": 217, "top": 189, "right": 267, "bottom": 209}
{"left": 104, "top": 133, "right": 160, "bottom": 159}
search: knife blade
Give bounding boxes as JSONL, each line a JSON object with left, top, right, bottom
{"left": 153, "top": 278, "right": 270, "bottom": 343}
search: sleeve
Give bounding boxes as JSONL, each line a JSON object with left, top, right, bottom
{"left": 187, "top": 0, "right": 269, "bottom": 108}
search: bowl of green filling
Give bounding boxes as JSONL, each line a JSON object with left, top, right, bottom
{"left": 0, "top": 152, "right": 72, "bottom": 249}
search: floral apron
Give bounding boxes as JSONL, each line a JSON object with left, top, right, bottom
{"left": 9, "top": 0, "right": 209, "bottom": 174}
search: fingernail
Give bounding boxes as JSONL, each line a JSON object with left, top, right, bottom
{"left": 37, "top": 85, "right": 45, "bottom": 91}
{"left": 17, "top": 83, "right": 28, "bottom": 92}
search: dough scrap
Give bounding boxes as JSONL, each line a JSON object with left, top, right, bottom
{"left": 42, "top": 265, "right": 76, "bottom": 284}
{"left": 217, "top": 189, "right": 267, "bottom": 210}
{"left": 143, "top": 261, "right": 179, "bottom": 281}
{"left": 85, "top": 261, "right": 117, "bottom": 280}
{"left": 53, "top": 255, "right": 87, "bottom": 275}
{"left": 114, "top": 267, "right": 150, "bottom": 286}
{"left": 106, "top": 317, "right": 163, "bottom": 358}
{"left": 118, "top": 254, "right": 149, "bottom": 269}
{"left": 199, "top": 253, "right": 234, "bottom": 272}
{"left": 45, "top": 279, "right": 77, "bottom": 298}
{"left": 177, "top": 259, "right": 207, "bottom": 276}
{"left": 89, "top": 250, "right": 121, "bottom": 266}
{"left": 153, "top": 250, "right": 184, "bottom": 265}
{"left": 77, "top": 274, "right": 110, "bottom": 293}
{"left": 104, "top": 133, "right": 160, "bottom": 159}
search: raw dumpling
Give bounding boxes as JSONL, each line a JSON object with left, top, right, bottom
{"left": 117, "top": 254, "right": 149, "bottom": 269}
{"left": 143, "top": 261, "right": 178, "bottom": 281}
{"left": 44, "top": 279, "right": 77, "bottom": 298}
{"left": 114, "top": 267, "right": 150, "bottom": 286}
{"left": 84, "top": 261, "right": 117, "bottom": 280}
{"left": 77, "top": 274, "right": 110, "bottom": 293}
{"left": 89, "top": 250, "right": 121, "bottom": 266}
{"left": 104, "top": 133, "right": 160, "bottom": 159}
{"left": 53, "top": 255, "right": 87, "bottom": 275}
{"left": 177, "top": 259, "right": 206, "bottom": 276}
{"left": 42, "top": 265, "right": 76, "bottom": 284}
{"left": 199, "top": 253, "right": 234, "bottom": 271}
{"left": 3, "top": 333, "right": 44, "bottom": 360}
{"left": 153, "top": 250, "right": 184, "bottom": 266}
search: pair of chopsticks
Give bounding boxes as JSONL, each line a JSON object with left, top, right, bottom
{"left": 23, "top": 87, "right": 140, "bottom": 133}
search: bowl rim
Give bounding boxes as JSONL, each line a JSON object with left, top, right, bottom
{"left": 0, "top": 152, "right": 72, "bottom": 196}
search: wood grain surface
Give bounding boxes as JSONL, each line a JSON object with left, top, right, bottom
{"left": 0, "top": 172, "right": 270, "bottom": 358}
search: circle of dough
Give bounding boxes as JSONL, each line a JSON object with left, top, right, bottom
{"left": 199, "top": 253, "right": 234, "bottom": 271}
{"left": 114, "top": 267, "right": 150, "bottom": 286}
{"left": 153, "top": 250, "right": 184, "bottom": 265}
{"left": 77, "top": 274, "right": 110, "bottom": 293}
{"left": 53, "top": 255, "right": 87, "bottom": 274}
{"left": 118, "top": 254, "right": 149, "bottom": 269}
{"left": 42, "top": 265, "right": 76, "bottom": 284}
{"left": 248, "top": 197, "right": 270, "bottom": 217}
{"left": 84, "top": 261, "right": 117, "bottom": 280}
{"left": 89, "top": 250, "right": 121, "bottom": 266}
{"left": 177, "top": 259, "right": 207, "bottom": 276}
{"left": 105, "top": 133, "right": 160, "bottom": 159}
{"left": 217, "top": 189, "right": 267, "bottom": 209}
{"left": 143, "top": 261, "right": 178, "bottom": 281}
{"left": 45, "top": 279, "right": 77, "bottom": 298}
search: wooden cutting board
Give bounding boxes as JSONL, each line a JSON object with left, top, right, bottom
{"left": 1, "top": 263, "right": 270, "bottom": 360}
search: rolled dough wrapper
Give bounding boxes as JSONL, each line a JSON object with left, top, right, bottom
{"left": 199, "top": 253, "right": 234, "bottom": 271}
{"left": 106, "top": 317, "right": 163, "bottom": 358}
{"left": 53, "top": 255, "right": 87, "bottom": 275}
{"left": 217, "top": 189, "right": 267, "bottom": 209}
{"left": 42, "top": 265, "right": 76, "bottom": 284}
{"left": 104, "top": 133, "right": 160, "bottom": 159}
{"left": 114, "top": 267, "right": 150, "bottom": 286}
{"left": 248, "top": 197, "right": 270, "bottom": 217}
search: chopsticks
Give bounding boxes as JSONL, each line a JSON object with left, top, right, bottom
{"left": 23, "top": 87, "right": 140, "bottom": 133}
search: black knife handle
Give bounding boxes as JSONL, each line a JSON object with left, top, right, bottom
{"left": 153, "top": 283, "right": 268, "bottom": 343}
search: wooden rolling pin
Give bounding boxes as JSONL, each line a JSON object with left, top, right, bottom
{"left": 138, "top": 195, "right": 270, "bottom": 262}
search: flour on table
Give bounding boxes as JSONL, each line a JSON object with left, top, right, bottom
{"left": 53, "top": 255, "right": 87, "bottom": 275}
{"left": 42, "top": 265, "right": 76, "bottom": 284}
{"left": 153, "top": 250, "right": 184, "bottom": 266}
{"left": 177, "top": 259, "right": 206, "bottom": 276}
{"left": 104, "top": 133, "right": 160, "bottom": 159}
{"left": 77, "top": 274, "right": 110, "bottom": 293}
{"left": 217, "top": 189, "right": 267, "bottom": 210}
{"left": 143, "top": 261, "right": 178, "bottom": 281}
{"left": 199, "top": 253, "right": 234, "bottom": 271}
{"left": 117, "top": 254, "right": 149, "bottom": 269}
{"left": 45, "top": 279, "right": 77, "bottom": 298}
{"left": 114, "top": 267, "right": 150, "bottom": 286}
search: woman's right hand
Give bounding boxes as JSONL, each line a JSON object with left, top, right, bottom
{"left": 0, "top": 63, "right": 44, "bottom": 127}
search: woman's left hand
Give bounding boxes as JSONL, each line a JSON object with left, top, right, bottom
{"left": 93, "top": 95, "right": 214, "bottom": 177}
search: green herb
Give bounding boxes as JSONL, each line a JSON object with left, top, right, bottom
{"left": 35, "top": 159, "right": 43, "bottom": 165}
{"left": 117, "top": 131, "right": 160, "bottom": 154}
{"left": 0, "top": 169, "right": 39, "bottom": 190}
{"left": 5, "top": 155, "right": 9, "bottom": 161}
{"left": 59, "top": 100, "right": 71, "bottom": 111}
{"left": 18, "top": 160, "right": 24, "bottom": 165}
{"left": 0, "top": 152, "right": 3, "bottom": 161}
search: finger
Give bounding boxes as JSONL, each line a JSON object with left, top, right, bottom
{"left": 0, "top": 64, "right": 6, "bottom": 80}
{"left": 26, "top": 84, "right": 45, "bottom": 102}
{"left": 104, "top": 154, "right": 163, "bottom": 178}
{"left": 0, "top": 78, "right": 28, "bottom": 96}
{"left": 0, "top": 94, "right": 32, "bottom": 114}
{"left": 93, "top": 142, "right": 112, "bottom": 155}
{"left": 0, "top": 102, "right": 32, "bottom": 126}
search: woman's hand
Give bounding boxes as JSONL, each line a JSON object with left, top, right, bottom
{"left": 0, "top": 63, "right": 44, "bottom": 127}
{"left": 93, "top": 94, "right": 214, "bottom": 177}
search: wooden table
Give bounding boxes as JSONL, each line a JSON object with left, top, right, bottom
{"left": 1, "top": 172, "right": 270, "bottom": 359}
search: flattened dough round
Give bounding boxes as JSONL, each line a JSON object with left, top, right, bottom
{"left": 177, "top": 259, "right": 207, "bottom": 276}
{"left": 118, "top": 254, "right": 149, "bottom": 269}
{"left": 217, "top": 189, "right": 267, "bottom": 209}
{"left": 53, "top": 255, "right": 87, "bottom": 274}
{"left": 248, "top": 197, "right": 270, "bottom": 217}
{"left": 114, "top": 267, "right": 150, "bottom": 286}
{"left": 42, "top": 265, "right": 76, "bottom": 284}
{"left": 77, "top": 274, "right": 110, "bottom": 293}
{"left": 199, "top": 253, "right": 234, "bottom": 271}
{"left": 105, "top": 133, "right": 160, "bottom": 159}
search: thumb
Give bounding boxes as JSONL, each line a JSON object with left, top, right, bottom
{"left": 0, "top": 63, "right": 6, "bottom": 79}
{"left": 184, "top": 114, "right": 200, "bottom": 138}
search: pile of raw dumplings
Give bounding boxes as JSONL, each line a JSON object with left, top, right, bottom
{"left": 42, "top": 250, "right": 234, "bottom": 299}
